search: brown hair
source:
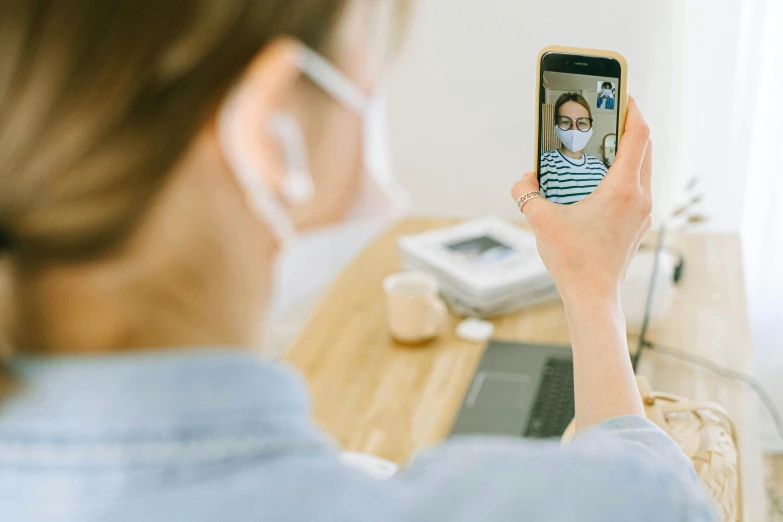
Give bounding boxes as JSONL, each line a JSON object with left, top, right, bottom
{"left": 554, "top": 92, "right": 593, "bottom": 121}
{"left": 0, "top": 0, "right": 415, "bottom": 375}
{"left": 0, "top": 0, "right": 356, "bottom": 264}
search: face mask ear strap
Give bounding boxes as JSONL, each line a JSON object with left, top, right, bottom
{"left": 300, "top": 47, "right": 368, "bottom": 116}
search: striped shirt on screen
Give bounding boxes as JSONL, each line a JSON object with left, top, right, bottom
{"left": 539, "top": 150, "right": 608, "bottom": 204}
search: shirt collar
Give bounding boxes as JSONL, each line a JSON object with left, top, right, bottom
{"left": 558, "top": 150, "right": 586, "bottom": 165}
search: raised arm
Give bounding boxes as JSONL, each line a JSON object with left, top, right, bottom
{"left": 511, "top": 97, "right": 653, "bottom": 431}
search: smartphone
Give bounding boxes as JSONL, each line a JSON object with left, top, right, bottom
{"left": 535, "top": 46, "right": 628, "bottom": 204}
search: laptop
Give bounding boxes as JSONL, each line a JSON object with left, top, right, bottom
{"left": 450, "top": 340, "right": 575, "bottom": 439}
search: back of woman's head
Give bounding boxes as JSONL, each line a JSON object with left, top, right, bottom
{"left": 0, "top": 0, "right": 349, "bottom": 264}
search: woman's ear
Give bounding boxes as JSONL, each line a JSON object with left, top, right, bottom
{"left": 215, "top": 38, "right": 302, "bottom": 193}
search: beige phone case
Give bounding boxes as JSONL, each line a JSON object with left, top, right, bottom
{"left": 534, "top": 45, "right": 628, "bottom": 177}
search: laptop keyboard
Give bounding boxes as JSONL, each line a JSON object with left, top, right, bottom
{"left": 523, "top": 357, "right": 575, "bottom": 439}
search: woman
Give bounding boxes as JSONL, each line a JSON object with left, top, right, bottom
{"left": 540, "top": 92, "right": 609, "bottom": 204}
{"left": 0, "top": 1, "right": 714, "bottom": 521}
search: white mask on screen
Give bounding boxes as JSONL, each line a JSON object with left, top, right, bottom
{"left": 602, "top": 89, "right": 613, "bottom": 97}
{"left": 556, "top": 126, "right": 594, "bottom": 154}
{"left": 218, "top": 45, "right": 409, "bottom": 334}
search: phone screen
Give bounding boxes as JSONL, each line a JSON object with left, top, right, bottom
{"left": 537, "top": 53, "right": 622, "bottom": 205}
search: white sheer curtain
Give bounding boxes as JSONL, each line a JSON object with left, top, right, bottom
{"left": 740, "top": 0, "right": 783, "bottom": 452}
{"left": 675, "top": 0, "right": 782, "bottom": 452}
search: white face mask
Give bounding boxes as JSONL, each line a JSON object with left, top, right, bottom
{"left": 602, "top": 89, "right": 613, "bottom": 97}
{"left": 556, "top": 126, "right": 594, "bottom": 154}
{"left": 217, "top": 45, "right": 409, "bottom": 338}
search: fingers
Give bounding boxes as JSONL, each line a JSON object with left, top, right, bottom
{"left": 511, "top": 171, "right": 547, "bottom": 224}
{"left": 511, "top": 171, "right": 540, "bottom": 200}
{"left": 611, "top": 96, "right": 651, "bottom": 183}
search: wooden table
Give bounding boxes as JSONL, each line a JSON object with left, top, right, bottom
{"left": 284, "top": 217, "right": 764, "bottom": 520}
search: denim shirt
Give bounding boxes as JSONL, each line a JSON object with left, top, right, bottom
{"left": 0, "top": 349, "right": 715, "bottom": 521}
{"left": 597, "top": 94, "right": 616, "bottom": 110}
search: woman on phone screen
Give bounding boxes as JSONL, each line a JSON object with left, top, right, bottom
{"left": 540, "top": 92, "right": 608, "bottom": 204}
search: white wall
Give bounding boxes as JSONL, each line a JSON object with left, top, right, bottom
{"left": 740, "top": 0, "right": 783, "bottom": 452}
{"left": 675, "top": 0, "right": 755, "bottom": 233}
{"left": 387, "top": 0, "right": 685, "bottom": 223}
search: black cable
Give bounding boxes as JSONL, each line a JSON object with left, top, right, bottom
{"left": 631, "top": 226, "right": 667, "bottom": 371}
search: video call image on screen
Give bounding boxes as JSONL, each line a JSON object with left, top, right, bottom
{"left": 539, "top": 71, "right": 619, "bottom": 205}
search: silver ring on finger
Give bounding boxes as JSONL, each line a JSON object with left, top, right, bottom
{"left": 516, "top": 190, "right": 543, "bottom": 212}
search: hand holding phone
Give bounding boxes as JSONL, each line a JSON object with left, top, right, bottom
{"left": 513, "top": 97, "right": 651, "bottom": 304}
{"left": 513, "top": 98, "right": 652, "bottom": 433}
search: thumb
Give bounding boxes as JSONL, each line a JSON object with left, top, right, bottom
{"left": 511, "top": 171, "right": 547, "bottom": 224}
